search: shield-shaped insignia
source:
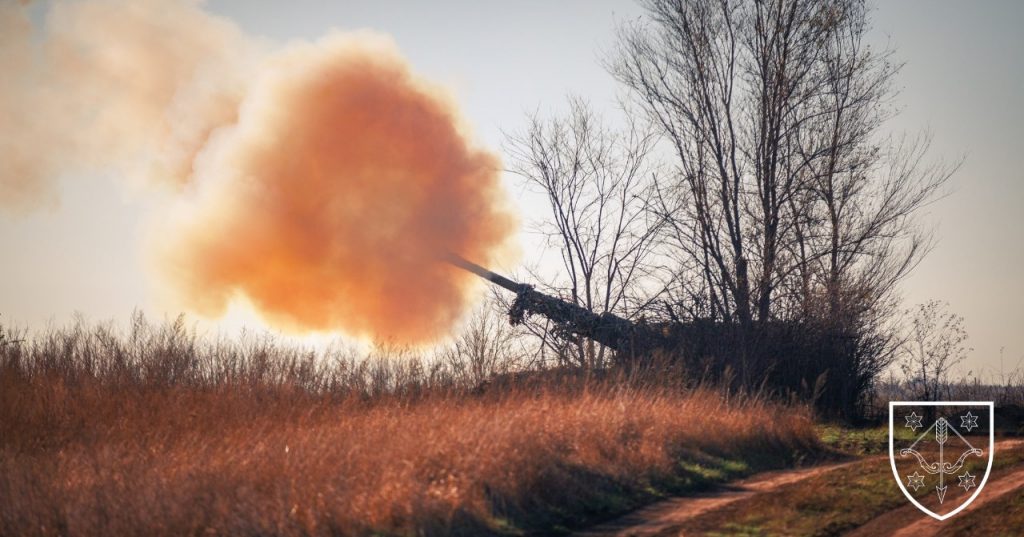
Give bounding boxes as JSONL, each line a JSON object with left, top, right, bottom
{"left": 889, "top": 401, "right": 994, "bottom": 520}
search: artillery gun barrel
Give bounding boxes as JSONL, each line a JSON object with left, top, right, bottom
{"left": 444, "top": 252, "right": 652, "bottom": 357}
{"left": 443, "top": 252, "right": 523, "bottom": 293}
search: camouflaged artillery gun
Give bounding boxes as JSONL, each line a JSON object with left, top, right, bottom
{"left": 444, "top": 253, "right": 663, "bottom": 360}
{"left": 444, "top": 255, "right": 874, "bottom": 418}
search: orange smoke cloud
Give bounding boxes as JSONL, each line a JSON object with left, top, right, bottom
{"left": 158, "top": 35, "right": 517, "bottom": 343}
{"left": 4, "top": 1, "right": 518, "bottom": 343}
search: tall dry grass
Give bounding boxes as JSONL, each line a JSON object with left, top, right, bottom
{"left": 0, "top": 315, "right": 820, "bottom": 536}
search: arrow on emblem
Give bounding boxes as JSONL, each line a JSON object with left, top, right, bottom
{"left": 936, "top": 418, "right": 948, "bottom": 503}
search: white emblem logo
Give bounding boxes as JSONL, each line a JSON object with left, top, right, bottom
{"left": 889, "top": 401, "right": 994, "bottom": 520}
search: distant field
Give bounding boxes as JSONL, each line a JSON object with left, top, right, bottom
{"left": 0, "top": 319, "right": 821, "bottom": 536}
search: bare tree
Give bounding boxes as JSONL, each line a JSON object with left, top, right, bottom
{"left": 612, "top": 0, "right": 828, "bottom": 324}
{"left": 504, "top": 98, "right": 664, "bottom": 368}
{"left": 899, "top": 300, "right": 971, "bottom": 401}
{"left": 608, "top": 0, "right": 957, "bottom": 417}
{"left": 611, "top": 0, "right": 954, "bottom": 328}
{"left": 439, "top": 299, "right": 522, "bottom": 385}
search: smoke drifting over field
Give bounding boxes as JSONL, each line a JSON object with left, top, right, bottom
{"left": 2, "top": 0, "right": 517, "bottom": 343}
{"left": 0, "top": 0, "right": 255, "bottom": 210}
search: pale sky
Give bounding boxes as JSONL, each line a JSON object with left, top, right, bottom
{"left": 1, "top": 1, "right": 1022, "bottom": 377}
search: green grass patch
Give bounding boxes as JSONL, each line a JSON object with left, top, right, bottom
{"left": 816, "top": 424, "right": 922, "bottom": 456}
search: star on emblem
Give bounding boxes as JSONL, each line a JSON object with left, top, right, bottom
{"left": 907, "top": 471, "right": 925, "bottom": 491}
{"left": 961, "top": 411, "right": 979, "bottom": 432}
{"left": 905, "top": 411, "right": 923, "bottom": 431}
{"left": 959, "top": 471, "right": 977, "bottom": 492}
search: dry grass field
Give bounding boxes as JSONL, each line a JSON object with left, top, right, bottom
{"left": 0, "top": 317, "right": 821, "bottom": 536}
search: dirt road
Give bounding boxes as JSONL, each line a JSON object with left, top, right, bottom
{"left": 576, "top": 440, "right": 1024, "bottom": 537}
{"left": 575, "top": 462, "right": 857, "bottom": 537}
